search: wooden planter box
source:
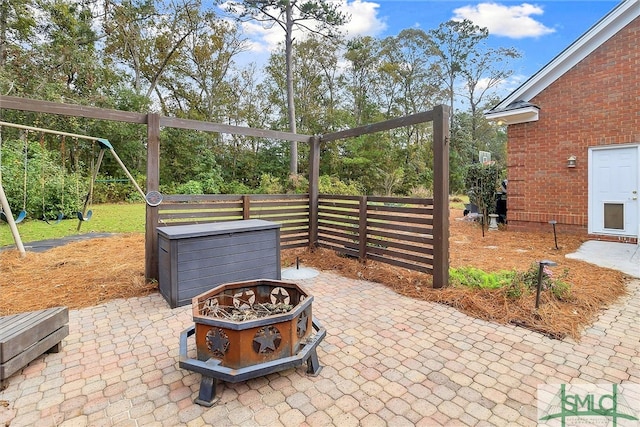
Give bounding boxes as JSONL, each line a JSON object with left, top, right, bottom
{"left": 157, "top": 220, "right": 281, "bottom": 308}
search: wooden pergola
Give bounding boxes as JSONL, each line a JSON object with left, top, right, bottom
{"left": 0, "top": 96, "right": 450, "bottom": 287}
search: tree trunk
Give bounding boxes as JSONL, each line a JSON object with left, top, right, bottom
{"left": 285, "top": 2, "right": 297, "bottom": 175}
{"left": 0, "top": 1, "right": 7, "bottom": 68}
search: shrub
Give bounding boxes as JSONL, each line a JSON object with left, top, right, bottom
{"left": 175, "top": 180, "right": 203, "bottom": 194}
{"left": 449, "top": 267, "right": 515, "bottom": 289}
{"left": 220, "top": 180, "right": 254, "bottom": 195}
{"left": 286, "top": 174, "right": 309, "bottom": 194}
{"left": 257, "top": 174, "right": 283, "bottom": 194}
{"left": 518, "top": 263, "right": 572, "bottom": 300}
{"left": 409, "top": 185, "right": 433, "bottom": 198}
{"left": 450, "top": 264, "right": 572, "bottom": 301}
{"left": 318, "top": 175, "right": 361, "bottom": 195}
{"left": 465, "top": 163, "right": 501, "bottom": 223}
{"left": 0, "top": 138, "right": 89, "bottom": 219}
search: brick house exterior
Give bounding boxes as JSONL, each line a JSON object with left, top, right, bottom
{"left": 486, "top": 0, "right": 639, "bottom": 243}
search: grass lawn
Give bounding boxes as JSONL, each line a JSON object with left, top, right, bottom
{"left": 0, "top": 203, "right": 146, "bottom": 247}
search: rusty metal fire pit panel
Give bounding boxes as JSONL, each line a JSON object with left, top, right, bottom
{"left": 181, "top": 279, "right": 325, "bottom": 406}
{"left": 192, "top": 279, "right": 314, "bottom": 370}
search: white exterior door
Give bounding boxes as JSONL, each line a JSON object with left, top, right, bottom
{"left": 589, "top": 145, "right": 639, "bottom": 238}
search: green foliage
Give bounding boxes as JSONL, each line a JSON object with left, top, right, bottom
{"left": 465, "top": 162, "right": 501, "bottom": 221}
{"left": 218, "top": 180, "right": 252, "bottom": 195}
{"left": 518, "top": 263, "right": 572, "bottom": 300}
{"left": 409, "top": 185, "right": 433, "bottom": 198}
{"left": 449, "top": 267, "right": 515, "bottom": 289}
{"left": 318, "top": 175, "right": 361, "bottom": 195}
{"left": 92, "top": 174, "right": 147, "bottom": 204}
{"left": 175, "top": 180, "right": 204, "bottom": 195}
{"left": 286, "top": 174, "right": 309, "bottom": 194}
{"left": 0, "top": 0, "right": 519, "bottom": 198}
{"left": 0, "top": 136, "right": 88, "bottom": 219}
{"left": 257, "top": 174, "right": 283, "bottom": 195}
{"left": 450, "top": 264, "right": 572, "bottom": 302}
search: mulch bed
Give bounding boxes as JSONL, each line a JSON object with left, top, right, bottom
{"left": 0, "top": 209, "right": 629, "bottom": 339}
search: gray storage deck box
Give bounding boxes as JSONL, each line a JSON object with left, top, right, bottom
{"left": 157, "top": 219, "right": 281, "bottom": 308}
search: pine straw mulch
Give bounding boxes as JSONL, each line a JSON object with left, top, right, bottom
{"left": 0, "top": 234, "right": 155, "bottom": 316}
{"left": 280, "top": 209, "right": 628, "bottom": 340}
{"left": 0, "top": 209, "right": 630, "bottom": 340}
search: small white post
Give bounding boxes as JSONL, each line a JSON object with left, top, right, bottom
{"left": 488, "top": 213, "right": 499, "bottom": 231}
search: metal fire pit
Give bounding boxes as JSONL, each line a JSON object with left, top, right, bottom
{"left": 179, "top": 279, "right": 326, "bottom": 406}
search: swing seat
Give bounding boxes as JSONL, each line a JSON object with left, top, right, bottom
{"left": 43, "top": 212, "right": 63, "bottom": 225}
{"left": 0, "top": 210, "right": 26, "bottom": 224}
{"left": 76, "top": 210, "right": 92, "bottom": 221}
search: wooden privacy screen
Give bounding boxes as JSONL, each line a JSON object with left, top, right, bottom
{"left": 157, "top": 194, "right": 310, "bottom": 250}
{"left": 155, "top": 193, "right": 436, "bottom": 274}
{"left": 317, "top": 195, "right": 435, "bottom": 274}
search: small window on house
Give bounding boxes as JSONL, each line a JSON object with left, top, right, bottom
{"left": 603, "top": 203, "right": 624, "bottom": 230}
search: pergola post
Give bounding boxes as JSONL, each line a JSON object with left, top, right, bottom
{"left": 432, "top": 105, "right": 451, "bottom": 288}
{"left": 145, "top": 113, "right": 160, "bottom": 282}
{"left": 308, "top": 136, "right": 320, "bottom": 250}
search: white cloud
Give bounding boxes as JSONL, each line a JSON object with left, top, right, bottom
{"left": 239, "top": 20, "right": 284, "bottom": 53}
{"left": 338, "top": 0, "right": 387, "bottom": 38}
{"left": 452, "top": 2, "right": 555, "bottom": 39}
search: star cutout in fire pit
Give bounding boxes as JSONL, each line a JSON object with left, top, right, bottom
{"left": 297, "top": 310, "right": 309, "bottom": 337}
{"left": 206, "top": 328, "right": 230, "bottom": 358}
{"left": 233, "top": 289, "right": 256, "bottom": 308}
{"left": 270, "top": 287, "right": 290, "bottom": 305}
{"left": 253, "top": 326, "right": 282, "bottom": 354}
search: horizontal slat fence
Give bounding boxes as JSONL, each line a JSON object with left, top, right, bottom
{"left": 157, "top": 194, "right": 310, "bottom": 250}
{"left": 156, "top": 193, "right": 436, "bottom": 274}
{"left": 318, "top": 194, "right": 435, "bottom": 274}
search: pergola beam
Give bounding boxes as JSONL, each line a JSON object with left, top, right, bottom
{"left": 0, "top": 95, "right": 147, "bottom": 124}
{"left": 320, "top": 110, "right": 436, "bottom": 143}
{"left": 160, "top": 116, "right": 312, "bottom": 143}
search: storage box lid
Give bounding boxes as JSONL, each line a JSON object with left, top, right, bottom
{"left": 157, "top": 219, "right": 281, "bottom": 239}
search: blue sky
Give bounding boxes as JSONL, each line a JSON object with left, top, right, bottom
{"left": 233, "top": 0, "right": 621, "bottom": 96}
{"left": 372, "top": 1, "right": 617, "bottom": 76}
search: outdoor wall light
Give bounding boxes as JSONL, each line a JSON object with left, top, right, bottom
{"left": 567, "top": 155, "right": 577, "bottom": 168}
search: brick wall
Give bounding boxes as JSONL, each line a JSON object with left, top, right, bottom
{"left": 507, "top": 16, "right": 640, "bottom": 241}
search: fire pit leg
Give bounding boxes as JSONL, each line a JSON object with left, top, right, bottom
{"left": 306, "top": 349, "right": 322, "bottom": 376}
{"left": 194, "top": 376, "right": 219, "bottom": 407}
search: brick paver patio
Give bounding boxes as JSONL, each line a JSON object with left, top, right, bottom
{"left": 1, "top": 272, "right": 639, "bottom": 426}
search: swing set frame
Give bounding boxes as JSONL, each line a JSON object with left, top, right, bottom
{"left": 0, "top": 120, "right": 159, "bottom": 257}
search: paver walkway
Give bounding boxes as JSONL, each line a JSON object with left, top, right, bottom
{"left": 1, "top": 272, "right": 639, "bottom": 426}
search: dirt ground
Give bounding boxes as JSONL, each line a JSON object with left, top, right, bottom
{"left": 0, "top": 209, "right": 628, "bottom": 339}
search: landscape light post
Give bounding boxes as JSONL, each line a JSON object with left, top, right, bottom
{"left": 536, "top": 260, "right": 557, "bottom": 309}
{"left": 549, "top": 220, "right": 558, "bottom": 250}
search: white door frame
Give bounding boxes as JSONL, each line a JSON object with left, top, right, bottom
{"left": 588, "top": 144, "right": 640, "bottom": 241}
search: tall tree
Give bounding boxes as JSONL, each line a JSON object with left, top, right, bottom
{"left": 103, "top": 0, "right": 202, "bottom": 100}
{"left": 376, "top": 29, "right": 442, "bottom": 193}
{"left": 160, "top": 14, "right": 247, "bottom": 119}
{"left": 344, "top": 36, "right": 382, "bottom": 126}
{"left": 225, "top": 0, "right": 348, "bottom": 175}
{"left": 0, "top": 0, "right": 36, "bottom": 69}
{"left": 429, "top": 19, "right": 487, "bottom": 127}
{"left": 461, "top": 44, "right": 519, "bottom": 144}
